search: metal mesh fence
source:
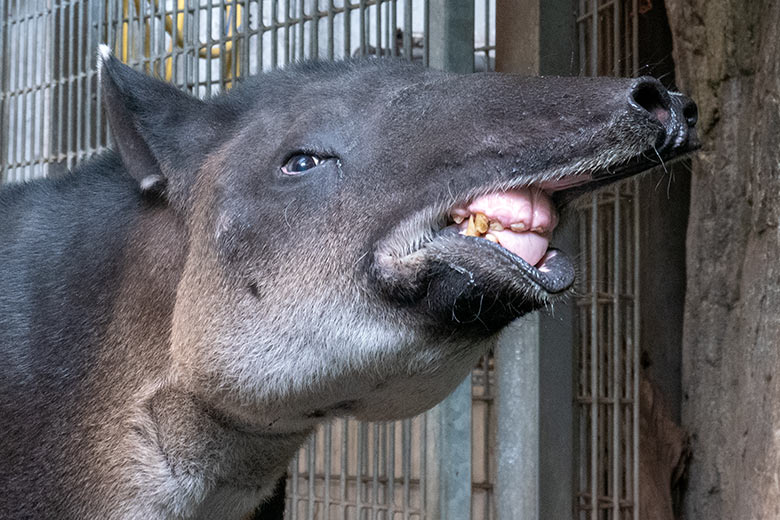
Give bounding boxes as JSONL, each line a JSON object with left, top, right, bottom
{"left": 0, "top": 2, "right": 496, "bottom": 519}
{"left": 575, "top": 1, "right": 641, "bottom": 519}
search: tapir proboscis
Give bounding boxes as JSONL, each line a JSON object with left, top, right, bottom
{"left": 0, "top": 45, "right": 698, "bottom": 519}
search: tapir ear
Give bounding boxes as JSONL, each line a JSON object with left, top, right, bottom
{"left": 97, "top": 45, "right": 230, "bottom": 200}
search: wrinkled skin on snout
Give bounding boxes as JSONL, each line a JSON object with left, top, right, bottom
{"left": 0, "top": 50, "right": 697, "bottom": 519}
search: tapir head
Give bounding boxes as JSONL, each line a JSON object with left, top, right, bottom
{"left": 99, "top": 48, "right": 697, "bottom": 425}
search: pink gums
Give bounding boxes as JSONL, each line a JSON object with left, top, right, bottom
{"left": 456, "top": 188, "right": 559, "bottom": 267}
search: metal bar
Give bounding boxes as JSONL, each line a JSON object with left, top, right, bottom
{"left": 219, "top": 0, "right": 226, "bottom": 89}
{"left": 422, "top": 0, "right": 428, "bottom": 67}
{"left": 632, "top": 121, "right": 641, "bottom": 518}
{"left": 36, "top": 4, "right": 50, "bottom": 176}
{"left": 18, "top": 1, "right": 29, "bottom": 180}
{"left": 590, "top": 193, "right": 599, "bottom": 520}
{"left": 374, "top": 0, "right": 381, "bottom": 56}
{"left": 271, "top": 0, "right": 278, "bottom": 67}
{"left": 85, "top": 1, "right": 98, "bottom": 156}
{"left": 206, "top": 0, "right": 213, "bottom": 92}
{"left": 426, "top": 0, "right": 473, "bottom": 73}
{"left": 612, "top": 185, "right": 621, "bottom": 519}
{"left": 310, "top": 0, "right": 319, "bottom": 59}
{"left": 75, "top": 0, "right": 84, "bottom": 164}
{"left": 340, "top": 418, "right": 348, "bottom": 520}
{"left": 290, "top": 449, "right": 299, "bottom": 520}
{"left": 308, "top": 435, "right": 316, "bottom": 520}
{"left": 384, "top": 0, "right": 390, "bottom": 56}
{"left": 402, "top": 0, "right": 410, "bottom": 59}
{"left": 0, "top": 0, "right": 8, "bottom": 180}
{"left": 402, "top": 418, "right": 411, "bottom": 520}
{"left": 632, "top": 3, "right": 640, "bottom": 517}
{"left": 420, "top": 412, "right": 427, "bottom": 518}
{"left": 425, "top": 378, "right": 472, "bottom": 520}
{"left": 482, "top": 354, "right": 491, "bottom": 520}
{"left": 27, "top": 3, "right": 40, "bottom": 177}
{"left": 358, "top": 0, "right": 366, "bottom": 55}
{"left": 390, "top": 0, "right": 396, "bottom": 57}
{"left": 358, "top": 421, "right": 366, "bottom": 518}
{"left": 388, "top": 419, "right": 396, "bottom": 514}
{"left": 372, "top": 423, "right": 380, "bottom": 519}
{"left": 297, "top": 0, "right": 304, "bottom": 59}
{"left": 327, "top": 0, "right": 334, "bottom": 59}
{"left": 257, "top": 0, "right": 265, "bottom": 71}
{"left": 284, "top": 0, "right": 291, "bottom": 64}
{"left": 324, "top": 423, "right": 332, "bottom": 517}
{"left": 496, "top": 318, "right": 540, "bottom": 520}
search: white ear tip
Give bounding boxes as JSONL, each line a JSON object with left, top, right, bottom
{"left": 97, "top": 45, "right": 113, "bottom": 81}
{"left": 97, "top": 44, "right": 112, "bottom": 64}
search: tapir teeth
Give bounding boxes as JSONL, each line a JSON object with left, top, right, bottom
{"left": 485, "top": 233, "right": 499, "bottom": 243}
{"left": 489, "top": 221, "right": 504, "bottom": 231}
{"left": 453, "top": 214, "right": 465, "bottom": 224}
{"left": 465, "top": 214, "right": 479, "bottom": 237}
{"left": 510, "top": 222, "right": 527, "bottom": 232}
{"left": 473, "top": 213, "right": 489, "bottom": 234}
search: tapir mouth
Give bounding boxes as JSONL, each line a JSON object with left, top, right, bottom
{"left": 371, "top": 145, "right": 698, "bottom": 311}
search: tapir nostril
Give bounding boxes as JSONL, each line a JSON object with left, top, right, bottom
{"left": 631, "top": 80, "right": 671, "bottom": 125}
{"left": 682, "top": 98, "right": 698, "bottom": 128}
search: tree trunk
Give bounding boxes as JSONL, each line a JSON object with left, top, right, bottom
{"left": 665, "top": 1, "right": 780, "bottom": 518}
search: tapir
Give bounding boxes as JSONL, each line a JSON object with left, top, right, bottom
{"left": 0, "top": 45, "right": 698, "bottom": 519}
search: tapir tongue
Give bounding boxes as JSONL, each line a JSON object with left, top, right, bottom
{"left": 460, "top": 188, "right": 558, "bottom": 267}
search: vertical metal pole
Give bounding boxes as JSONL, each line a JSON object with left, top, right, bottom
{"left": 310, "top": 0, "right": 319, "bottom": 60}
{"left": 390, "top": 0, "right": 397, "bottom": 57}
{"left": 612, "top": 186, "right": 621, "bottom": 520}
{"left": 494, "top": 3, "right": 575, "bottom": 520}
{"left": 271, "top": 0, "right": 278, "bottom": 68}
{"left": 0, "top": 0, "right": 7, "bottom": 181}
{"left": 357, "top": 421, "right": 366, "bottom": 518}
{"left": 402, "top": 418, "right": 412, "bottom": 520}
{"left": 631, "top": 4, "right": 641, "bottom": 520}
{"left": 426, "top": 0, "right": 473, "bottom": 73}
{"left": 297, "top": 0, "right": 304, "bottom": 59}
{"left": 371, "top": 423, "right": 380, "bottom": 519}
{"left": 496, "top": 317, "right": 540, "bottom": 519}
{"left": 343, "top": 0, "right": 350, "bottom": 59}
{"left": 75, "top": 0, "right": 84, "bottom": 165}
{"left": 340, "top": 419, "right": 348, "bottom": 520}
{"left": 402, "top": 0, "right": 410, "bottom": 60}
{"left": 389, "top": 421, "right": 396, "bottom": 515}
{"left": 18, "top": 2, "right": 29, "bottom": 180}
{"left": 358, "top": 0, "right": 366, "bottom": 56}
{"left": 324, "top": 423, "right": 332, "bottom": 517}
{"left": 307, "top": 436, "right": 316, "bottom": 520}
{"left": 327, "top": 0, "right": 334, "bottom": 60}
{"left": 425, "top": 377, "right": 471, "bottom": 520}
{"left": 633, "top": 181, "right": 640, "bottom": 520}
{"left": 374, "top": 0, "right": 381, "bottom": 56}
{"left": 290, "top": 452, "right": 299, "bottom": 520}
{"left": 589, "top": 193, "right": 599, "bottom": 520}
{"left": 421, "top": 4, "right": 474, "bottom": 519}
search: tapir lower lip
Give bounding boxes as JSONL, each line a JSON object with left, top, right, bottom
{"left": 437, "top": 226, "right": 574, "bottom": 294}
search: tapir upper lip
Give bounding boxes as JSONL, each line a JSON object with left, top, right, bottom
{"left": 553, "top": 136, "right": 700, "bottom": 208}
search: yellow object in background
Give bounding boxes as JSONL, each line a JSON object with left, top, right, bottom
{"left": 120, "top": 0, "right": 243, "bottom": 86}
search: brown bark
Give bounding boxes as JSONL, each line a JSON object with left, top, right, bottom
{"left": 665, "top": 0, "right": 780, "bottom": 518}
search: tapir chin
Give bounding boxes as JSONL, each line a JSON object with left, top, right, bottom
{"left": 0, "top": 45, "right": 698, "bottom": 519}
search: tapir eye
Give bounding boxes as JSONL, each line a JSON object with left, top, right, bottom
{"left": 282, "top": 154, "right": 322, "bottom": 175}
